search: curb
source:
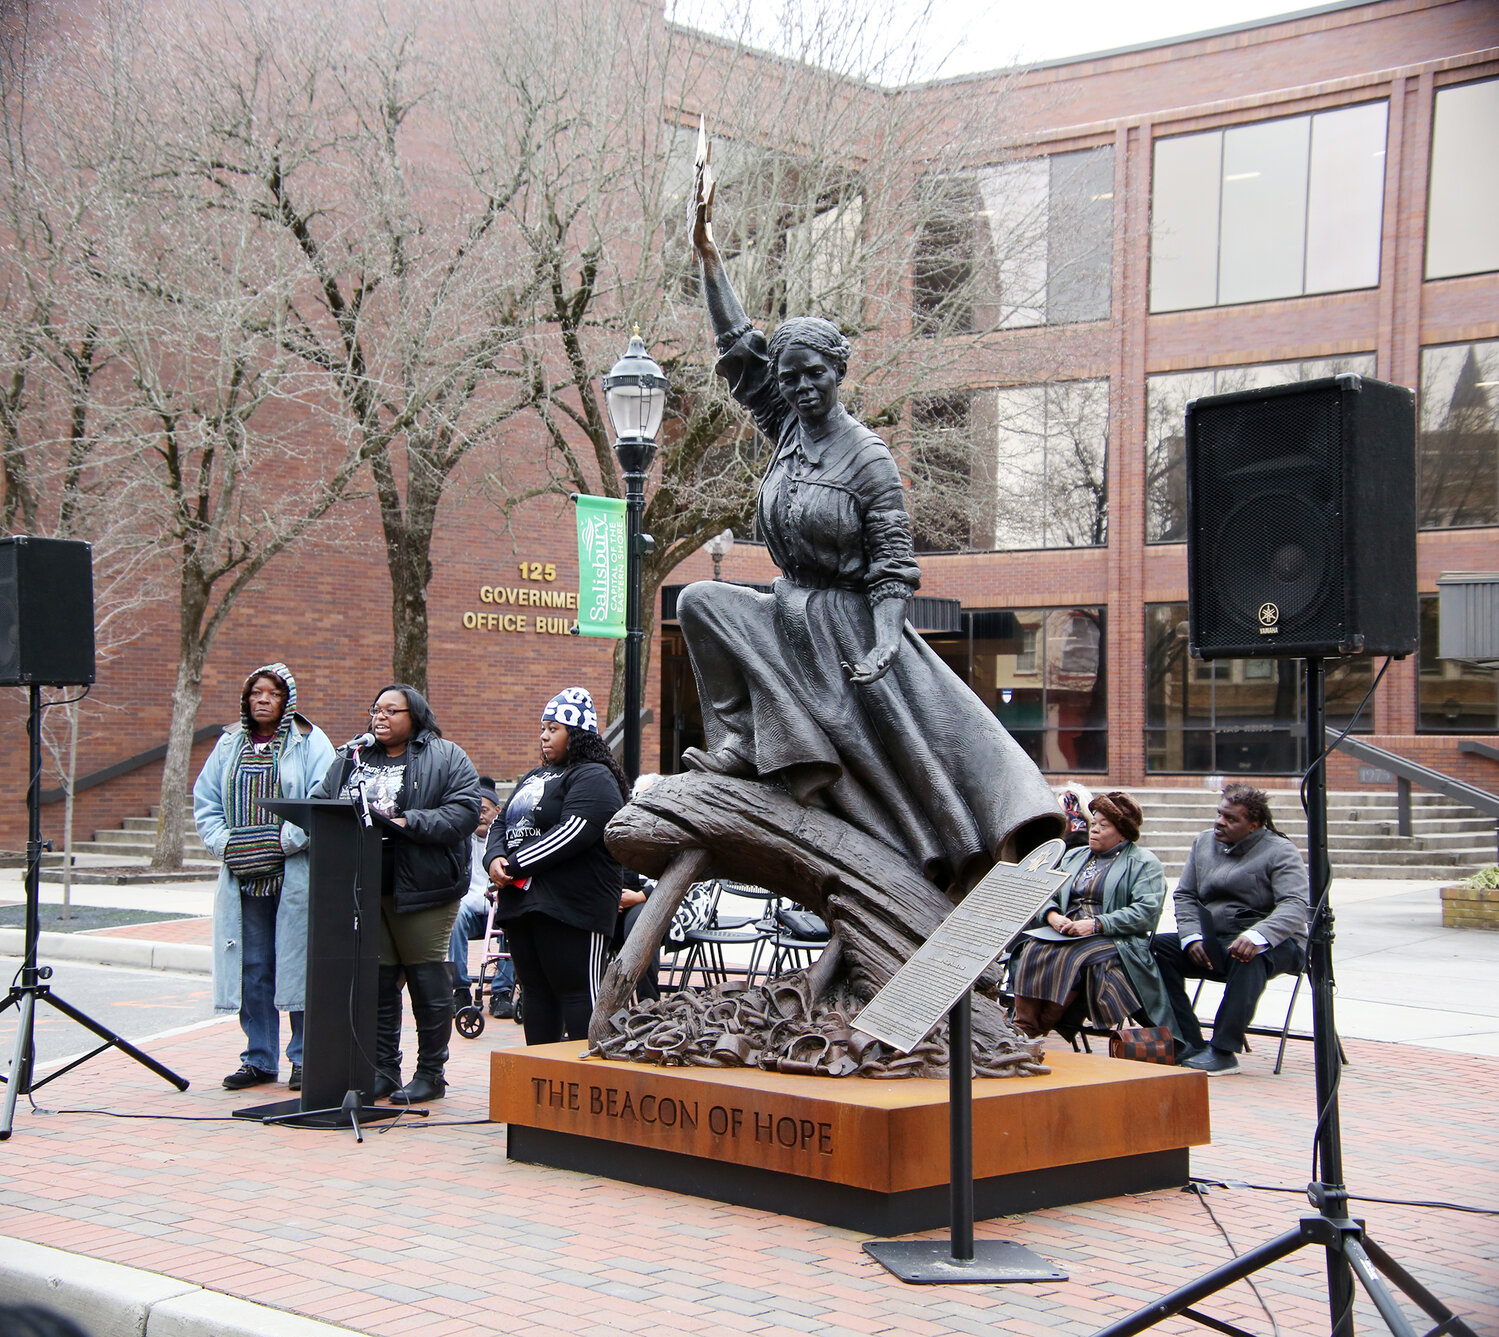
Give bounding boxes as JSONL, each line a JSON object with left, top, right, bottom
{"left": 0, "top": 929, "right": 211, "bottom": 976}
{"left": 0, "top": 1235, "right": 360, "bottom": 1336}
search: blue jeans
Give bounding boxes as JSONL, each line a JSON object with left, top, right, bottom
{"left": 448, "top": 897, "right": 513, "bottom": 994}
{"left": 240, "top": 891, "right": 303, "bottom": 1073}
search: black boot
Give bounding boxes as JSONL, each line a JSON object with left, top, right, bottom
{"left": 392, "top": 961, "right": 452, "bottom": 1104}
{"left": 373, "top": 964, "right": 404, "bottom": 1100}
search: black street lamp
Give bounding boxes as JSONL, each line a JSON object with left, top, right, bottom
{"left": 602, "top": 329, "right": 668, "bottom": 782}
{"left": 704, "top": 528, "right": 734, "bottom": 581}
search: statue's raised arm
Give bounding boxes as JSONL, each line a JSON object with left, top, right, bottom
{"left": 691, "top": 124, "right": 752, "bottom": 351}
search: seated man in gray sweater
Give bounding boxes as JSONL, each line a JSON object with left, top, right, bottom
{"left": 1153, "top": 783, "right": 1309, "bottom": 1075}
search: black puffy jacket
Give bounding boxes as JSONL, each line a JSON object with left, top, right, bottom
{"left": 315, "top": 730, "right": 480, "bottom": 912}
{"left": 485, "top": 762, "right": 625, "bottom": 936}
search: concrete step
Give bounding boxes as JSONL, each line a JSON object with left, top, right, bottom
{"left": 1135, "top": 800, "right": 1492, "bottom": 821}
{"left": 85, "top": 833, "right": 209, "bottom": 851}
{"left": 1153, "top": 843, "right": 1481, "bottom": 865}
{"left": 1158, "top": 863, "right": 1475, "bottom": 882}
{"left": 1141, "top": 827, "right": 1492, "bottom": 852}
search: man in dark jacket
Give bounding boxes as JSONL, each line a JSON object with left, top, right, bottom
{"left": 1152, "top": 783, "right": 1309, "bottom": 1075}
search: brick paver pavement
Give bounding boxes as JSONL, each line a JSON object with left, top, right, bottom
{"left": 85, "top": 916, "right": 214, "bottom": 944}
{"left": 1, "top": 1012, "right": 1494, "bottom": 1337}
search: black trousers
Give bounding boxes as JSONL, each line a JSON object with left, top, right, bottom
{"left": 1153, "top": 931, "right": 1305, "bottom": 1054}
{"left": 502, "top": 911, "right": 607, "bottom": 1046}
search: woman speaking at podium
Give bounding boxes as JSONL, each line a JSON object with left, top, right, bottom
{"left": 315, "top": 684, "right": 480, "bottom": 1103}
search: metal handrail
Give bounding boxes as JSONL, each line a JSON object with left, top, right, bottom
{"left": 38, "top": 723, "right": 225, "bottom": 806}
{"left": 602, "top": 707, "right": 654, "bottom": 755}
{"left": 1326, "top": 729, "right": 1499, "bottom": 861}
{"left": 1459, "top": 739, "right": 1499, "bottom": 765}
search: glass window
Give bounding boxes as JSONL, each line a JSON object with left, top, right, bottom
{"left": 915, "top": 146, "right": 1113, "bottom": 333}
{"left": 913, "top": 175, "right": 984, "bottom": 336}
{"left": 1419, "top": 595, "right": 1499, "bottom": 732}
{"left": 1307, "top": 102, "right": 1389, "bottom": 294}
{"left": 907, "top": 393, "right": 988, "bottom": 553}
{"left": 1048, "top": 148, "right": 1116, "bottom": 325}
{"left": 1426, "top": 78, "right": 1499, "bottom": 280}
{"left": 1417, "top": 340, "right": 1499, "bottom": 529}
{"left": 1150, "top": 132, "right": 1222, "bottom": 313}
{"left": 1150, "top": 103, "right": 1387, "bottom": 312}
{"left": 979, "top": 158, "right": 1049, "bottom": 329}
{"left": 970, "top": 606, "right": 1107, "bottom": 772}
{"left": 991, "top": 380, "right": 1109, "bottom": 550}
{"left": 1145, "top": 354, "right": 1376, "bottom": 542}
{"left": 1218, "top": 115, "right": 1310, "bottom": 306}
{"left": 1146, "top": 602, "right": 1372, "bottom": 774}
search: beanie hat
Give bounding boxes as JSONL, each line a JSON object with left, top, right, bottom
{"left": 541, "top": 686, "right": 598, "bottom": 735}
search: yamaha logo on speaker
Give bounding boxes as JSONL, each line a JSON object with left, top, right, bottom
{"left": 1258, "top": 602, "right": 1280, "bottom": 635}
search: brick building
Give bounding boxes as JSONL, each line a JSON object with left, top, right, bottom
{"left": 668, "top": 0, "right": 1499, "bottom": 798}
{"left": 8, "top": 0, "right": 1498, "bottom": 852}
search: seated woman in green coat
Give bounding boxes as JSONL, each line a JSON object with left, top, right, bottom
{"left": 1009, "top": 791, "right": 1176, "bottom": 1043}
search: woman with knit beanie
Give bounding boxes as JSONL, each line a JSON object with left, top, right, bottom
{"left": 1008, "top": 791, "right": 1177, "bottom": 1044}
{"left": 194, "top": 663, "right": 335, "bottom": 1092}
{"left": 485, "top": 687, "right": 629, "bottom": 1045}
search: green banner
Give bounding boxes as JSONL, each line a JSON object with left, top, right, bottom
{"left": 575, "top": 494, "right": 628, "bottom": 639}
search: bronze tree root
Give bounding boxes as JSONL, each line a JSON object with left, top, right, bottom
{"left": 590, "top": 772, "right": 1047, "bottom": 1078}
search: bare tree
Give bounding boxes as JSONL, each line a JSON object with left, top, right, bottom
{"left": 140, "top": 0, "right": 545, "bottom": 693}
{"left": 460, "top": 0, "right": 1053, "bottom": 723}
{"left": 1, "top": 4, "right": 166, "bottom": 888}
{"left": 3, "top": 1, "right": 371, "bottom": 867}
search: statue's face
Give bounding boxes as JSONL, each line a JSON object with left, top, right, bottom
{"left": 776, "top": 344, "right": 840, "bottom": 426}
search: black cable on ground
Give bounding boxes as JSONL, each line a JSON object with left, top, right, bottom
{"left": 1186, "top": 1183, "right": 1282, "bottom": 1337}
{"left": 1190, "top": 1176, "right": 1499, "bottom": 1217}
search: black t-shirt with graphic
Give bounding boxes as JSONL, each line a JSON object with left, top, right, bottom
{"left": 340, "top": 752, "right": 407, "bottom": 818}
{"left": 502, "top": 764, "right": 565, "bottom": 856}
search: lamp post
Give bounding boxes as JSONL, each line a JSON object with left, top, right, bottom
{"left": 704, "top": 528, "right": 734, "bottom": 581}
{"left": 602, "top": 329, "right": 668, "bottom": 783}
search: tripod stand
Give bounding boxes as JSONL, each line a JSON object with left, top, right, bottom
{"left": 1, "top": 684, "right": 188, "bottom": 1141}
{"left": 1096, "top": 658, "right": 1474, "bottom": 1337}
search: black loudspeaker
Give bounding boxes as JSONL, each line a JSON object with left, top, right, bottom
{"left": 0, "top": 536, "right": 97, "bottom": 685}
{"left": 1185, "top": 374, "right": 1417, "bottom": 660}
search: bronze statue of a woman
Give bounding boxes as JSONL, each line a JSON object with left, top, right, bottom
{"left": 588, "top": 136, "right": 1062, "bottom": 1076}
{"left": 678, "top": 136, "right": 1061, "bottom": 894}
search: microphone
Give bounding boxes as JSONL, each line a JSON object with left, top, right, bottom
{"left": 344, "top": 731, "right": 376, "bottom": 751}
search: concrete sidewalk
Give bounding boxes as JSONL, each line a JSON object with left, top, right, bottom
{"left": 2, "top": 868, "right": 1496, "bottom": 1337}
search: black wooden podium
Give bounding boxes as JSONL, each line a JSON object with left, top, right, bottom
{"left": 233, "top": 797, "right": 405, "bottom": 1130}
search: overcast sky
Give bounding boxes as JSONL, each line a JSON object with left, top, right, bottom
{"left": 670, "top": 0, "right": 1322, "bottom": 80}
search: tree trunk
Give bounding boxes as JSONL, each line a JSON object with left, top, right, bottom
{"left": 382, "top": 466, "right": 439, "bottom": 695}
{"left": 389, "top": 540, "right": 431, "bottom": 693}
{"left": 153, "top": 646, "right": 206, "bottom": 871}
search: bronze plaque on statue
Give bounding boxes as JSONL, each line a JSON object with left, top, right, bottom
{"left": 854, "top": 858, "right": 1067, "bottom": 1054}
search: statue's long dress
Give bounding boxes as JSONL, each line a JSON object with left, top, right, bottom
{"left": 677, "top": 331, "right": 1061, "bottom": 891}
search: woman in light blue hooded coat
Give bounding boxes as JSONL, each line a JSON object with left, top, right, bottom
{"left": 193, "top": 663, "right": 335, "bottom": 1091}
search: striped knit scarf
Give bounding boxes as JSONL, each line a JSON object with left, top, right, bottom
{"left": 222, "top": 724, "right": 290, "bottom": 897}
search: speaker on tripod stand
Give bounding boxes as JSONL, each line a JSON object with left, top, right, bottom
{"left": 0, "top": 537, "right": 187, "bottom": 1141}
{"left": 1098, "top": 377, "right": 1476, "bottom": 1337}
